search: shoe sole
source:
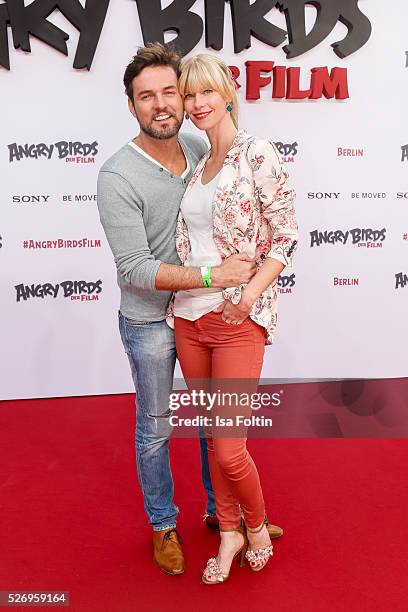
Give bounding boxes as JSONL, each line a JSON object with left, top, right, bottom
{"left": 202, "top": 576, "right": 227, "bottom": 585}
{"left": 154, "top": 559, "right": 185, "bottom": 576}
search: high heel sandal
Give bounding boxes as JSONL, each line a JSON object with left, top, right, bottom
{"left": 202, "top": 523, "right": 248, "bottom": 585}
{"left": 245, "top": 520, "right": 273, "bottom": 572}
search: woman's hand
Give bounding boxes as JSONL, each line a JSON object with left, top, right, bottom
{"left": 213, "top": 291, "right": 256, "bottom": 325}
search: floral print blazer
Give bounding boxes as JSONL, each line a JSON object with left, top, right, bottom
{"left": 167, "top": 129, "right": 298, "bottom": 345}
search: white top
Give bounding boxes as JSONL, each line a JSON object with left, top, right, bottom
{"left": 174, "top": 172, "right": 224, "bottom": 321}
{"left": 128, "top": 140, "right": 190, "bottom": 178}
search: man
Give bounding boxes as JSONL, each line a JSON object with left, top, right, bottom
{"left": 97, "top": 43, "right": 282, "bottom": 576}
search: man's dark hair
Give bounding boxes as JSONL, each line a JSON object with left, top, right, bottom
{"left": 124, "top": 42, "right": 182, "bottom": 104}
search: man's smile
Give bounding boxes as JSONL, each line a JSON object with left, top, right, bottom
{"left": 153, "top": 113, "right": 173, "bottom": 122}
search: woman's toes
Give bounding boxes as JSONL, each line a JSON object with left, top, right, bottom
{"left": 204, "top": 570, "right": 218, "bottom": 582}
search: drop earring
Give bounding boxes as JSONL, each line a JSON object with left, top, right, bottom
{"left": 185, "top": 112, "right": 190, "bottom": 120}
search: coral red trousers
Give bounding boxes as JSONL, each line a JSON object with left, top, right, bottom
{"left": 174, "top": 311, "right": 267, "bottom": 530}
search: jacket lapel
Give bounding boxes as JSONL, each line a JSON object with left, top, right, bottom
{"left": 212, "top": 129, "right": 249, "bottom": 214}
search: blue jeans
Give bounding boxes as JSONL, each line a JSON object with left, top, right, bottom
{"left": 118, "top": 313, "right": 216, "bottom": 530}
{"left": 199, "top": 429, "right": 216, "bottom": 517}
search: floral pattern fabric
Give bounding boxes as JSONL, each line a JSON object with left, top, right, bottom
{"left": 166, "top": 130, "right": 298, "bottom": 345}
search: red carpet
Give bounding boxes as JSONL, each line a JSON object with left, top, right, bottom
{"left": 1, "top": 394, "right": 407, "bottom": 611}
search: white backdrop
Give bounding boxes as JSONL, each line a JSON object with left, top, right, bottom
{"left": 1, "top": 0, "right": 407, "bottom": 400}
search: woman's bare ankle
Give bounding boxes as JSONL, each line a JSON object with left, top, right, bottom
{"left": 247, "top": 524, "right": 269, "bottom": 548}
{"left": 220, "top": 530, "right": 244, "bottom": 548}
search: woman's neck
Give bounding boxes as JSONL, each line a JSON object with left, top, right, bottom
{"left": 206, "top": 116, "right": 238, "bottom": 161}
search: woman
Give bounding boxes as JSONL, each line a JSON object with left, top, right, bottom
{"left": 168, "top": 54, "right": 298, "bottom": 584}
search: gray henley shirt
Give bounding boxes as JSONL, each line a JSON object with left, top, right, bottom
{"left": 97, "top": 133, "right": 208, "bottom": 322}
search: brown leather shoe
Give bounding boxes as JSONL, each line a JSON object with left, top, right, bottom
{"left": 265, "top": 519, "right": 284, "bottom": 539}
{"left": 152, "top": 528, "right": 185, "bottom": 575}
{"left": 205, "top": 515, "right": 283, "bottom": 540}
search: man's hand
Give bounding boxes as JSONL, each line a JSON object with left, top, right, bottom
{"left": 211, "top": 253, "right": 256, "bottom": 288}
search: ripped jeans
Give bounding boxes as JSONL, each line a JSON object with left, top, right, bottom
{"left": 118, "top": 312, "right": 215, "bottom": 531}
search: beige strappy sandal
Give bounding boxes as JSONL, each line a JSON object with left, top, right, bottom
{"left": 245, "top": 521, "right": 273, "bottom": 572}
{"left": 202, "top": 525, "right": 248, "bottom": 585}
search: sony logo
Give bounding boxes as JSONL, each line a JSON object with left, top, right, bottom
{"left": 307, "top": 192, "right": 340, "bottom": 199}
{"left": 12, "top": 195, "right": 50, "bottom": 203}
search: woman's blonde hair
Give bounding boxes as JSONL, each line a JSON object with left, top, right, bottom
{"left": 179, "top": 54, "right": 239, "bottom": 129}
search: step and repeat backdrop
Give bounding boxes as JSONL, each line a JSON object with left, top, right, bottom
{"left": 1, "top": 1, "right": 407, "bottom": 400}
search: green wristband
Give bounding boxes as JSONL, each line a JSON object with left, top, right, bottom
{"left": 200, "top": 266, "right": 212, "bottom": 288}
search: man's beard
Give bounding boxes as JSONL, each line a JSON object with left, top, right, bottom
{"left": 140, "top": 115, "right": 182, "bottom": 140}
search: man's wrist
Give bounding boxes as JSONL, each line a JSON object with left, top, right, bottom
{"left": 200, "top": 266, "right": 212, "bottom": 288}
